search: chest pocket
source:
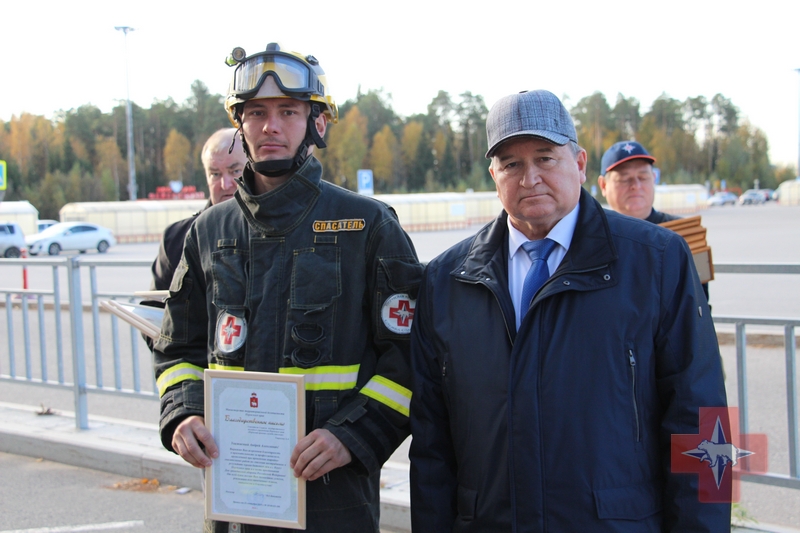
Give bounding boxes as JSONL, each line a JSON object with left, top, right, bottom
{"left": 211, "top": 243, "right": 249, "bottom": 310}
{"left": 210, "top": 244, "right": 250, "bottom": 361}
{"left": 284, "top": 246, "right": 341, "bottom": 368}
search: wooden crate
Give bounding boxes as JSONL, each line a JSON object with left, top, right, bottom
{"left": 659, "top": 216, "right": 715, "bottom": 283}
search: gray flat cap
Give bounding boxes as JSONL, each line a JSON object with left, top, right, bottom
{"left": 485, "top": 90, "right": 577, "bottom": 158}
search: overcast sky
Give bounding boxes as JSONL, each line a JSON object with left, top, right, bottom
{"left": 2, "top": 0, "right": 798, "bottom": 168}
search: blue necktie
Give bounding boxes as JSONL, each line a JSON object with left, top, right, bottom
{"left": 520, "top": 238, "right": 557, "bottom": 312}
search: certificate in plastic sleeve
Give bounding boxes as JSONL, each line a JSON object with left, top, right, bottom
{"left": 204, "top": 369, "right": 306, "bottom": 529}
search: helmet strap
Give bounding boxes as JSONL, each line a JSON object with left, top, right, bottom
{"left": 307, "top": 103, "right": 327, "bottom": 149}
{"left": 228, "top": 128, "right": 239, "bottom": 154}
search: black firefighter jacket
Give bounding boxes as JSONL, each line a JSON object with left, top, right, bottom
{"left": 154, "top": 156, "right": 422, "bottom": 532}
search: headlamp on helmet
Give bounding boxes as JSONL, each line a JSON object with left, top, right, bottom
{"left": 225, "top": 47, "right": 247, "bottom": 65}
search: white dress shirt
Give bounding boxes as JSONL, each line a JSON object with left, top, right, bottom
{"left": 508, "top": 203, "right": 580, "bottom": 330}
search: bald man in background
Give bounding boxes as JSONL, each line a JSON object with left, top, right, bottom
{"left": 150, "top": 128, "right": 246, "bottom": 296}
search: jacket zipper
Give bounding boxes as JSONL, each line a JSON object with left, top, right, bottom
{"left": 628, "top": 349, "right": 641, "bottom": 442}
{"left": 473, "top": 279, "right": 514, "bottom": 345}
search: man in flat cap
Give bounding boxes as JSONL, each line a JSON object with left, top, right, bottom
{"left": 409, "top": 90, "right": 729, "bottom": 531}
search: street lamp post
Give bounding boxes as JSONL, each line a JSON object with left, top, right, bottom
{"left": 115, "top": 26, "right": 137, "bottom": 200}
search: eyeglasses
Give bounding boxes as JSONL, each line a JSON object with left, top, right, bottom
{"left": 610, "top": 175, "right": 654, "bottom": 188}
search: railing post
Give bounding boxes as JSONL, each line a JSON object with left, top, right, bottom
{"left": 90, "top": 266, "right": 103, "bottom": 387}
{"left": 67, "top": 256, "right": 88, "bottom": 430}
{"left": 53, "top": 265, "right": 64, "bottom": 383}
{"left": 22, "top": 291, "right": 31, "bottom": 379}
{"left": 5, "top": 293, "right": 15, "bottom": 377}
{"left": 111, "top": 313, "right": 122, "bottom": 390}
{"left": 128, "top": 297, "right": 141, "bottom": 392}
{"left": 37, "top": 295, "right": 47, "bottom": 382}
{"left": 736, "top": 322, "right": 749, "bottom": 436}
{"left": 786, "top": 325, "right": 799, "bottom": 478}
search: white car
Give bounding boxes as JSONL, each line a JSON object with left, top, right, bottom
{"left": 26, "top": 222, "right": 117, "bottom": 256}
{"left": 0, "top": 221, "right": 27, "bottom": 258}
{"left": 37, "top": 219, "right": 59, "bottom": 232}
{"left": 706, "top": 192, "right": 738, "bottom": 206}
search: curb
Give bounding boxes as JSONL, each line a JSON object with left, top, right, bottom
{"left": 734, "top": 524, "right": 800, "bottom": 533}
{"left": 716, "top": 331, "right": 800, "bottom": 348}
{"left": 0, "top": 403, "right": 200, "bottom": 490}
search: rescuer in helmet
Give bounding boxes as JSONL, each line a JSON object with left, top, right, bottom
{"left": 225, "top": 42, "right": 338, "bottom": 189}
{"left": 154, "top": 43, "right": 422, "bottom": 532}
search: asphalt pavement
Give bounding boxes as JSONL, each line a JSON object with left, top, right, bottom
{"left": 0, "top": 450, "right": 205, "bottom": 533}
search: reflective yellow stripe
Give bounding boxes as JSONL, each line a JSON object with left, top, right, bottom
{"left": 209, "top": 363, "right": 245, "bottom": 371}
{"left": 156, "top": 362, "right": 204, "bottom": 397}
{"left": 279, "top": 364, "right": 360, "bottom": 391}
{"left": 360, "top": 375, "right": 412, "bottom": 417}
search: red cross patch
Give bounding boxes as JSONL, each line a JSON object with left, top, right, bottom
{"left": 381, "top": 293, "right": 416, "bottom": 334}
{"left": 215, "top": 312, "right": 247, "bottom": 353}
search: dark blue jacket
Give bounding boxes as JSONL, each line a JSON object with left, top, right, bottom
{"left": 409, "top": 190, "right": 729, "bottom": 532}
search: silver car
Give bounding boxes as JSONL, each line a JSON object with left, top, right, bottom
{"left": 26, "top": 222, "right": 117, "bottom": 256}
{"left": 0, "top": 222, "right": 26, "bottom": 258}
{"left": 707, "top": 192, "right": 738, "bottom": 206}
{"left": 738, "top": 190, "right": 765, "bottom": 205}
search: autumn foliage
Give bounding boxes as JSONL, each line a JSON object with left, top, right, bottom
{"left": 0, "top": 83, "right": 793, "bottom": 220}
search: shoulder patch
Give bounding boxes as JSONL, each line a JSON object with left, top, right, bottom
{"left": 313, "top": 219, "right": 365, "bottom": 232}
{"left": 381, "top": 293, "right": 416, "bottom": 334}
{"left": 216, "top": 312, "right": 247, "bottom": 353}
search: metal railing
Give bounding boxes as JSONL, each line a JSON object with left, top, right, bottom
{"left": 0, "top": 258, "right": 798, "bottom": 491}
{"left": 0, "top": 256, "right": 156, "bottom": 430}
{"left": 712, "top": 262, "right": 800, "bottom": 489}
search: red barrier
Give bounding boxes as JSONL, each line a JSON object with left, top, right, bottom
{"left": 21, "top": 249, "right": 28, "bottom": 289}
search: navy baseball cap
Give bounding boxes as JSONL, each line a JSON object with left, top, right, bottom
{"left": 600, "top": 141, "right": 656, "bottom": 175}
{"left": 485, "top": 90, "right": 577, "bottom": 158}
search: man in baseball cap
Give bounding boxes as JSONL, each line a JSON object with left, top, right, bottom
{"left": 409, "top": 90, "right": 728, "bottom": 531}
{"left": 598, "top": 140, "right": 710, "bottom": 300}
{"left": 597, "top": 140, "right": 674, "bottom": 223}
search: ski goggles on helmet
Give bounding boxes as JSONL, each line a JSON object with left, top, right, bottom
{"left": 227, "top": 47, "right": 325, "bottom": 102}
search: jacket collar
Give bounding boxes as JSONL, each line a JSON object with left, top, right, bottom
{"left": 194, "top": 199, "right": 212, "bottom": 216}
{"left": 234, "top": 157, "right": 322, "bottom": 235}
{"left": 456, "top": 188, "right": 618, "bottom": 280}
{"left": 556, "top": 188, "right": 618, "bottom": 274}
{"left": 455, "top": 210, "right": 509, "bottom": 283}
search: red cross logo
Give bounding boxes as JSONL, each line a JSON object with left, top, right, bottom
{"left": 671, "top": 407, "right": 767, "bottom": 502}
{"left": 220, "top": 316, "right": 242, "bottom": 345}
{"left": 389, "top": 298, "right": 414, "bottom": 327}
